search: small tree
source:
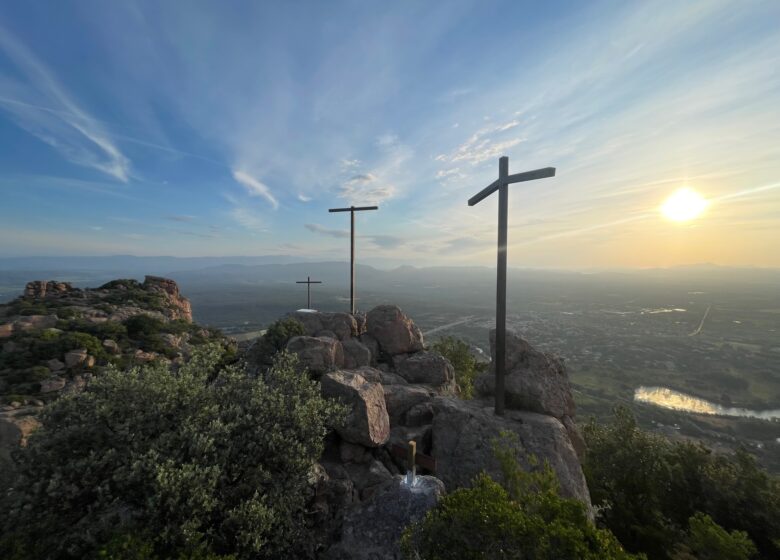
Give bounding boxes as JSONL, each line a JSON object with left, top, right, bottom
{"left": 248, "top": 317, "right": 305, "bottom": 368}
{"left": 431, "top": 336, "right": 485, "bottom": 399}
{"left": 0, "top": 345, "right": 344, "bottom": 559}
{"left": 672, "top": 513, "right": 757, "bottom": 560}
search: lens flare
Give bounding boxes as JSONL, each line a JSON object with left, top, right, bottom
{"left": 661, "top": 188, "right": 708, "bottom": 222}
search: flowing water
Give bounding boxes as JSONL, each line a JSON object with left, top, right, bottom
{"left": 634, "top": 386, "right": 780, "bottom": 421}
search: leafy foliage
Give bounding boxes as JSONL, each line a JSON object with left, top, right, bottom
{"left": 431, "top": 336, "right": 485, "bottom": 399}
{"left": 402, "top": 433, "right": 639, "bottom": 560}
{"left": 0, "top": 346, "right": 345, "bottom": 559}
{"left": 249, "top": 317, "right": 305, "bottom": 367}
{"left": 671, "top": 513, "right": 757, "bottom": 560}
{"left": 583, "top": 407, "right": 778, "bottom": 559}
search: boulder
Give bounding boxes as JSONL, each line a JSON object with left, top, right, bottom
{"left": 563, "top": 415, "right": 586, "bottom": 459}
{"left": 321, "top": 370, "right": 390, "bottom": 447}
{"left": 383, "top": 384, "right": 435, "bottom": 424}
{"left": 476, "top": 329, "right": 575, "bottom": 418}
{"left": 0, "top": 323, "right": 13, "bottom": 338}
{"left": 365, "top": 305, "right": 424, "bottom": 357}
{"left": 0, "top": 406, "right": 41, "bottom": 469}
{"left": 133, "top": 349, "right": 158, "bottom": 363}
{"left": 40, "top": 376, "right": 67, "bottom": 393}
{"left": 392, "top": 351, "right": 455, "bottom": 389}
{"left": 64, "top": 348, "right": 88, "bottom": 368}
{"left": 324, "top": 475, "right": 445, "bottom": 560}
{"left": 342, "top": 338, "right": 372, "bottom": 369}
{"left": 286, "top": 336, "right": 344, "bottom": 376}
{"left": 102, "top": 339, "right": 120, "bottom": 354}
{"left": 320, "top": 312, "right": 359, "bottom": 341}
{"left": 405, "top": 401, "right": 435, "bottom": 428}
{"left": 46, "top": 358, "right": 65, "bottom": 372}
{"left": 429, "top": 397, "right": 591, "bottom": 509}
{"left": 289, "top": 311, "right": 358, "bottom": 341}
{"left": 359, "top": 333, "right": 380, "bottom": 365}
{"left": 23, "top": 280, "right": 74, "bottom": 298}
{"left": 344, "top": 459, "right": 394, "bottom": 499}
{"left": 339, "top": 441, "right": 371, "bottom": 464}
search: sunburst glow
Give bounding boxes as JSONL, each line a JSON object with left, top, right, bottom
{"left": 661, "top": 188, "right": 708, "bottom": 222}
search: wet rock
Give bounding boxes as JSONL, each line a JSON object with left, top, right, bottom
{"left": 324, "top": 475, "right": 445, "bottom": 560}
{"left": 321, "top": 370, "right": 390, "bottom": 448}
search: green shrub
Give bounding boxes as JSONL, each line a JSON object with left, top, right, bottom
{"left": 431, "top": 336, "right": 485, "bottom": 399}
{"left": 124, "top": 314, "right": 166, "bottom": 338}
{"left": 671, "top": 513, "right": 757, "bottom": 560}
{"left": 0, "top": 346, "right": 345, "bottom": 559}
{"left": 249, "top": 318, "right": 305, "bottom": 367}
{"left": 583, "top": 407, "right": 779, "bottom": 559}
{"left": 402, "top": 433, "right": 639, "bottom": 560}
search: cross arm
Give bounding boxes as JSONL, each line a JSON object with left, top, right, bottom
{"left": 329, "top": 206, "right": 379, "bottom": 212}
{"left": 467, "top": 167, "right": 556, "bottom": 206}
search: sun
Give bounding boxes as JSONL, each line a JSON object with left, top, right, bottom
{"left": 661, "top": 187, "right": 708, "bottom": 222}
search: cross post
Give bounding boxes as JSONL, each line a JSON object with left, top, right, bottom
{"left": 295, "top": 275, "right": 322, "bottom": 309}
{"left": 328, "top": 205, "right": 378, "bottom": 314}
{"left": 468, "top": 156, "right": 556, "bottom": 415}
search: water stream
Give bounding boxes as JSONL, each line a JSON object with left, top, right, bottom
{"left": 634, "top": 386, "right": 780, "bottom": 421}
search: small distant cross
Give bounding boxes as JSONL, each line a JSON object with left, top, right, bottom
{"left": 468, "top": 156, "right": 556, "bottom": 416}
{"left": 328, "top": 205, "right": 378, "bottom": 314}
{"left": 295, "top": 276, "right": 322, "bottom": 310}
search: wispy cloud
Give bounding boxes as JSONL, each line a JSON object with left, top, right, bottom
{"left": 297, "top": 194, "right": 312, "bottom": 202}
{"left": 0, "top": 25, "right": 131, "bottom": 181}
{"left": 305, "top": 223, "right": 349, "bottom": 238}
{"left": 338, "top": 172, "right": 396, "bottom": 204}
{"left": 164, "top": 214, "right": 197, "bottom": 222}
{"left": 230, "top": 207, "right": 266, "bottom": 232}
{"left": 232, "top": 170, "right": 279, "bottom": 209}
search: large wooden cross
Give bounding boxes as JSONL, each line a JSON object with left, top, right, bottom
{"left": 328, "top": 205, "right": 378, "bottom": 314}
{"left": 295, "top": 276, "right": 322, "bottom": 310}
{"left": 468, "top": 156, "right": 556, "bottom": 416}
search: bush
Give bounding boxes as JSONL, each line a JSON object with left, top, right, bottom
{"left": 0, "top": 346, "right": 345, "bottom": 559}
{"left": 431, "top": 336, "right": 485, "bottom": 399}
{"left": 671, "top": 513, "right": 757, "bottom": 560}
{"left": 583, "top": 407, "right": 777, "bottom": 559}
{"left": 124, "top": 314, "right": 166, "bottom": 338}
{"left": 249, "top": 318, "right": 305, "bottom": 367}
{"left": 402, "top": 433, "right": 639, "bottom": 560}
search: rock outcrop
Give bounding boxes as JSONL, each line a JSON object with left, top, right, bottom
{"left": 260, "top": 304, "right": 593, "bottom": 557}
{"left": 142, "top": 276, "right": 193, "bottom": 321}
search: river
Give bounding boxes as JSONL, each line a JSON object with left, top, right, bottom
{"left": 634, "top": 386, "right": 780, "bottom": 421}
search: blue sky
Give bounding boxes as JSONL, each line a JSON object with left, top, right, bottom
{"left": 1, "top": 0, "right": 779, "bottom": 267}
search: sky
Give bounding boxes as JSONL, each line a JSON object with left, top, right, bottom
{"left": 1, "top": 0, "right": 779, "bottom": 268}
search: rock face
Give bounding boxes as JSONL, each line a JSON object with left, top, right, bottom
{"left": 430, "top": 397, "right": 591, "bottom": 507}
{"left": 366, "top": 305, "right": 424, "bottom": 356}
{"left": 142, "top": 276, "right": 192, "bottom": 321}
{"left": 287, "top": 336, "right": 345, "bottom": 376}
{"left": 24, "top": 280, "right": 75, "bottom": 299}
{"left": 476, "top": 329, "right": 575, "bottom": 419}
{"left": 321, "top": 370, "right": 390, "bottom": 447}
{"left": 289, "top": 311, "right": 359, "bottom": 341}
{"left": 325, "top": 476, "right": 445, "bottom": 560}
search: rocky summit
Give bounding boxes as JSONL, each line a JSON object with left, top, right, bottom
{"left": 244, "top": 304, "right": 590, "bottom": 559}
{"left": 0, "top": 277, "right": 225, "bottom": 469}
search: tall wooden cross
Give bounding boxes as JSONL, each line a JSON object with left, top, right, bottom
{"left": 468, "top": 156, "right": 556, "bottom": 416}
{"left": 328, "top": 205, "right": 378, "bottom": 314}
{"left": 295, "top": 276, "right": 322, "bottom": 309}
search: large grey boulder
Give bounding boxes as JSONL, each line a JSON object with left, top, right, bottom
{"left": 393, "top": 351, "right": 455, "bottom": 389}
{"left": 325, "top": 475, "right": 445, "bottom": 560}
{"left": 321, "top": 370, "right": 390, "bottom": 447}
{"left": 365, "top": 305, "right": 424, "bottom": 357}
{"left": 383, "top": 384, "right": 435, "bottom": 424}
{"left": 430, "top": 397, "right": 591, "bottom": 510}
{"left": 476, "top": 329, "right": 575, "bottom": 419}
{"left": 286, "top": 336, "right": 344, "bottom": 376}
{"left": 342, "top": 338, "right": 372, "bottom": 369}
